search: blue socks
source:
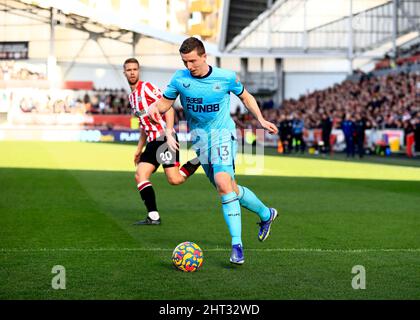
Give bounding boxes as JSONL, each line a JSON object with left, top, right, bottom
{"left": 237, "top": 185, "right": 271, "bottom": 222}
{"left": 221, "top": 187, "right": 270, "bottom": 246}
{"left": 221, "top": 192, "right": 242, "bottom": 246}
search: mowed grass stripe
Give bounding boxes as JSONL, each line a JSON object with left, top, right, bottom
{"left": 2, "top": 168, "right": 419, "bottom": 252}
{"left": 1, "top": 247, "right": 419, "bottom": 253}
{"left": 1, "top": 250, "right": 419, "bottom": 300}
{"left": 1, "top": 141, "right": 420, "bottom": 181}
{"left": 1, "top": 142, "right": 419, "bottom": 299}
{"left": 0, "top": 168, "right": 139, "bottom": 249}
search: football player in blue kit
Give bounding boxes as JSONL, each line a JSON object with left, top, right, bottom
{"left": 148, "top": 37, "right": 279, "bottom": 265}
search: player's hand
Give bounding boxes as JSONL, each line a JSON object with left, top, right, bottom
{"left": 134, "top": 149, "right": 142, "bottom": 166}
{"left": 148, "top": 103, "right": 162, "bottom": 124}
{"left": 259, "top": 119, "right": 278, "bottom": 134}
{"left": 166, "top": 132, "right": 179, "bottom": 152}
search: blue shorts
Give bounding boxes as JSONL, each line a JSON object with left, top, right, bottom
{"left": 197, "top": 137, "right": 237, "bottom": 187}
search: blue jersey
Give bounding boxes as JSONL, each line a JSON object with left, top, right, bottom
{"left": 292, "top": 119, "right": 304, "bottom": 134}
{"left": 341, "top": 120, "right": 355, "bottom": 137}
{"left": 163, "top": 66, "right": 244, "bottom": 148}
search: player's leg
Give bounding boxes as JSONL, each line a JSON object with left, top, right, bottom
{"left": 198, "top": 138, "right": 244, "bottom": 264}
{"left": 232, "top": 179, "right": 278, "bottom": 242}
{"left": 161, "top": 133, "right": 201, "bottom": 185}
{"left": 133, "top": 162, "right": 161, "bottom": 225}
{"left": 211, "top": 136, "right": 246, "bottom": 264}
{"left": 229, "top": 132, "right": 278, "bottom": 241}
{"left": 179, "top": 157, "right": 201, "bottom": 179}
{"left": 216, "top": 174, "right": 241, "bottom": 247}
{"left": 164, "top": 158, "right": 201, "bottom": 185}
{"left": 233, "top": 179, "right": 270, "bottom": 220}
{"left": 133, "top": 140, "right": 163, "bottom": 225}
{"left": 214, "top": 171, "right": 244, "bottom": 265}
{"left": 164, "top": 165, "right": 184, "bottom": 185}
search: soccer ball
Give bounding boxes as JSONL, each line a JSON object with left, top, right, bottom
{"left": 172, "top": 241, "right": 203, "bottom": 272}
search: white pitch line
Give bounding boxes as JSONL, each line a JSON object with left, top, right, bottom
{"left": 0, "top": 248, "right": 419, "bottom": 253}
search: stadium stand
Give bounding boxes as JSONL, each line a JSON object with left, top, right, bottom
{"left": 375, "top": 42, "right": 420, "bottom": 71}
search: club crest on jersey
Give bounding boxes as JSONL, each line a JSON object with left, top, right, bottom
{"left": 212, "top": 83, "right": 222, "bottom": 92}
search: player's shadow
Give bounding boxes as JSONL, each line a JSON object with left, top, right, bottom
{"left": 155, "top": 255, "right": 242, "bottom": 272}
{"left": 159, "top": 260, "right": 178, "bottom": 271}
{"left": 158, "top": 260, "right": 243, "bottom": 272}
{"left": 220, "top": 261, "right": 246, "bottom": 270}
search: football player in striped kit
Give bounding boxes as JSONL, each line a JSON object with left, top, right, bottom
{"left": 123, "top": 58, "right": 200, "bottom": 225}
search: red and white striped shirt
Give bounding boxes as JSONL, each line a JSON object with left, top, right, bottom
{"left": 128, "top": 81, "right": 167, "bottom": 142}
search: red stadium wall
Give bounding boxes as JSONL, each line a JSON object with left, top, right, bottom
{"left": 63, "top": 81, "right": 94, "bottom": 90}
{"left": 85, "top": 115, "right": 132, "bottom": 128}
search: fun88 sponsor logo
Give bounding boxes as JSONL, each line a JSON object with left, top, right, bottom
{"left": 186, "top": 97, "right": 219, "bottom": 113}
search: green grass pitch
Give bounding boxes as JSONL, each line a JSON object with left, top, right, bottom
{"left": 0, "top": 141, "right": 419, "bottom": 299}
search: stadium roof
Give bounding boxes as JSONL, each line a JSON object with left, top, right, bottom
{"left": 1, "top": 0, "right": 419, "bottom": 62}
{"left": 0, "top": 0, "right": 219, "bottom": 61}
{"left": 222, "top": 0, "right": 420, "bottom": 58}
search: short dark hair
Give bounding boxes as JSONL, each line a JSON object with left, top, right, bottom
{"left": 123, "top": 58, "right": 139, "bottom": 68}
{"left": 179, "top": 37, "right": 206, "bottom": 56}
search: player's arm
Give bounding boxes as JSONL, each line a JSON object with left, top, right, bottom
{"left": 148, "top": 73, "right": 179, "bottom": 123}
{"left": 163, "top": 107, "right": 180, "bottom": 151}
{"left": 238, "top": 89, "right": 278, "bottom": 134}
{"left": 134, "top": 128, "right": 147, "bottom": 166}
{"left": 148, "top": 97, "right": 174, "bottom": 123}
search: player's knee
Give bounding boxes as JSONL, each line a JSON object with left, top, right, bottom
{"left": 135, "top": 171, "right": 148, "bottom": 183}
{"left": 167, "top": 175, "right": 183, "bottom": 185}
{"left": 216, "top": 180, "right": 233, "bottom": 195}
{"left": 214, "top": 174, "right": 234, "bottom": 195}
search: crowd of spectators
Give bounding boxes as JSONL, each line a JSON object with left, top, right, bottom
{"left": 230, "top": 69, "right": 420, "bottom": 156}
{"left": 8, "top": 43, "right": 420, "bottom": 155}
{"left": 17, "top": 70, "right": 420, "bottom": 147}
{"left": 16, "top": 86, "right": 193, "bottom": 128}
{"left": 374, "top": 42, "right": 420, "bottom": 70}
{"left": 18, "top": 88, "right": 131, "bottom": 115}
{"left": 231, "top": 45, "right": 420, "bottom": 138}
{"left": 234, "top": 71, "right": 419, "bottom": 130}
{"left": 0, "top": 61, "right": 46, "bottom": 81}
{"left": 275, "top": 71, "right": 418, "bottom": 130}
{"left": 10, "top": 68, "right": 420, "bottom": 156}
{"left": 82, "top": 88, "right": 130, "bottom": 115}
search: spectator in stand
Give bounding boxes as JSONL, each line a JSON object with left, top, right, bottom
{"left": 83, "top": 92, "right": 96, "bottom": 114}
{"left": 292, "top": 112, "right": 305, "bottom": 153}
{"left": 403, "top": 118, "right": 414, "bottom": 146}
{"left": 354, "top": 113, "right": 367, "bottom": 158}
{"left": 19, "top": 97, "right": 36, "bottom": 113}
{"left": 341, "top": 113, "right": 356, "bottom": 158}
{"left": 278, "top": 114, "right": 292, "bottom": 154}
{"left": 320, "top": 112, "right": 333, "bottom": 155}
{"left": 415, "top": 113, "right": 420, "bottom": 155}
{"left": 263, "top": 98, "right": 274, "bottom": 110}
{"left": 285, "top": 114, "right": 294, "bottom": 153}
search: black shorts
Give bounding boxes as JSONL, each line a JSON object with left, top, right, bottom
{"left": 139, "top": 133, "right": 180, "bottom": 171}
